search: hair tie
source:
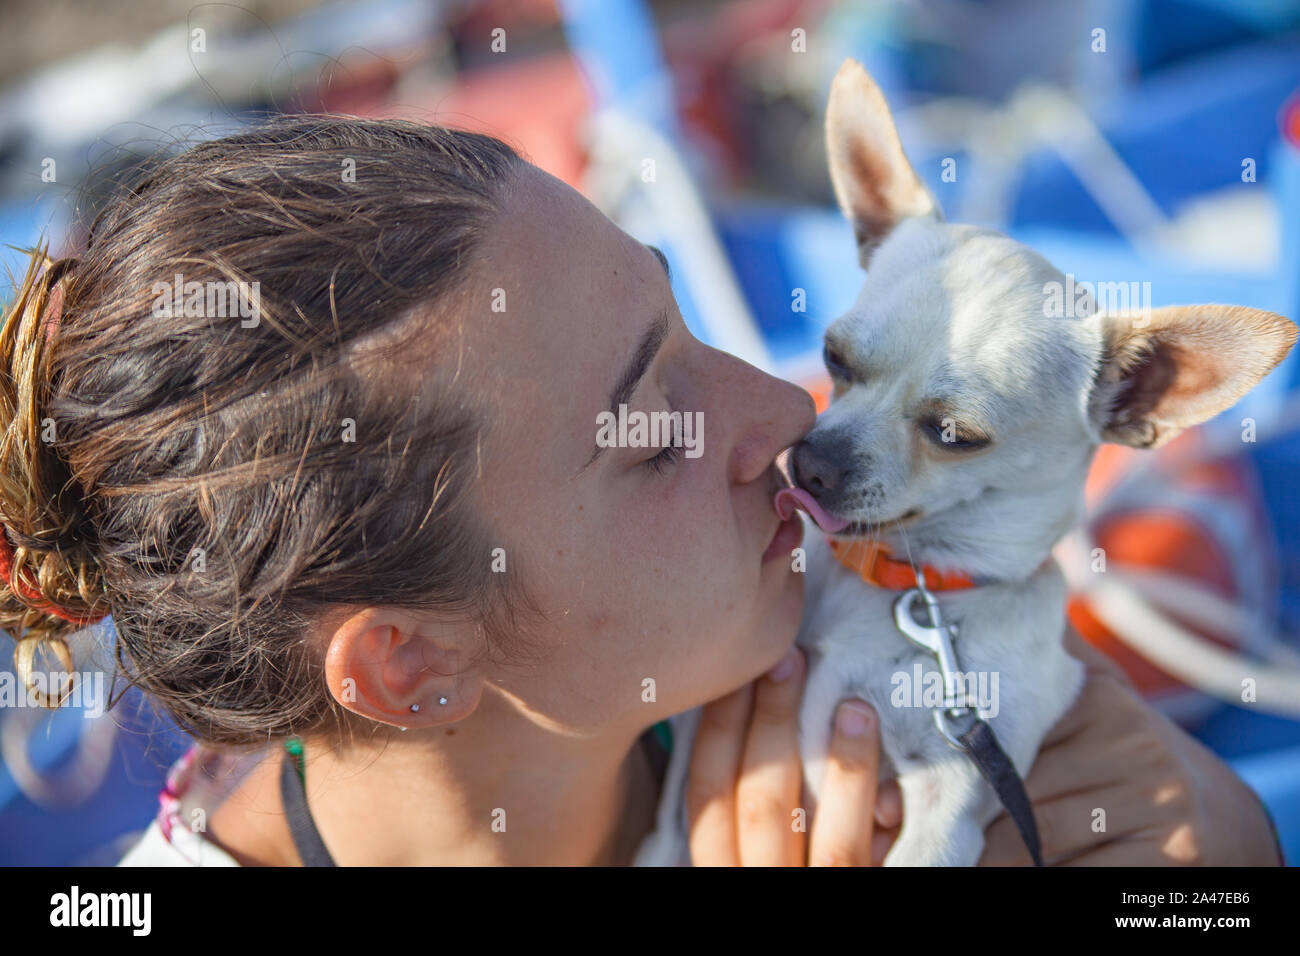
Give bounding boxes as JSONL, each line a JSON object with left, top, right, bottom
{"left": 43, "top": 282, "right": 65, "bottom": 348}
{"left": 35, "top": 257, "right": 75, "bottom": 348}
{"left": 0, "top": 522, "right": 107, "bottom": 627}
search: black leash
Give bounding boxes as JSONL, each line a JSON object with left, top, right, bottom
{"left": 957, "top": 717, "right": 1044, "bottom": 867}
{"left": 893, "top": 585, "right": 1045, "bottom": 867}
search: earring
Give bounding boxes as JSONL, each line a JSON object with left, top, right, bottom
{"left": 410, "top": 703, "right": 420, "bottom": 713}
{"left": 439, "top": 697, "right": 448, "bottom": 706}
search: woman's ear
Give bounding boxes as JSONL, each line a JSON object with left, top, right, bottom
{"left": 322, "top": 606, "right": 483, "bottom": 729}
{"left": 1087, "top": 305, "right": 1297, "bottom": 448}
{"left": 825, "top": 58, "right": 941, "bottom": 269}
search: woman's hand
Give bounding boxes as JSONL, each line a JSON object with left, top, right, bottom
{"left": 980, "top": 627, "right": 1284, "bottom": 866}
{"left": 685, "top": 647, "right": 902, "bottom": 865}
{"left": 684, "top": 627, "right": 1283, "bottom": 866}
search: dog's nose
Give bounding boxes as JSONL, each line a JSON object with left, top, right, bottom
{"left": 793, "top": 439, "right": 846, "bottom": 495}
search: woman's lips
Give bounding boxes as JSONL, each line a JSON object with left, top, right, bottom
{"left": 773, "top": 487, "right": 849, "bottom": 533}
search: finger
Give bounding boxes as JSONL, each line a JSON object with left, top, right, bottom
{"left": 1040, "top": 679, "right": 1174, "bottom": 792}
{"left": 1039, "top": 666, "right": 1133, "bottom": 749}
{"left": 735, "top": 648, "right": 806, "bottom": 866}
{"left": 1057, "top": 832, "right": 1183, "bottom": 866}
{"left": 875, "top": 777, "right": 902, "bottom": 830}
{"left": 1026, "top": 713, "right": 1147, "bottom": 801}
{"left": 808, "top": 700, "right": 881, "bottom": 866}
{"left": 871, "top": 826, "right": 899, "bottom": 866}
{"left": 685, "top": 682, "right": 754, "bottom": 866}
{"left": 979, "top": 780, "right": 1153, "bottom": 866}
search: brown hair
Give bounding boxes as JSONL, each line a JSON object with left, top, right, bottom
{"left": 0, "top": 115, "right": 542, "bottom": 750}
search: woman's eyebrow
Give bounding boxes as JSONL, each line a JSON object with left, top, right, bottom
{"left": 578, "top": 306, "right": 671, "bottom": 474}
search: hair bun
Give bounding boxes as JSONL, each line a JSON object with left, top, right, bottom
{"left": 0, "top": 522, "right": 106, "bottom": 626}
{"left": 0, "top": 247, "right": 107, "bottom": 707}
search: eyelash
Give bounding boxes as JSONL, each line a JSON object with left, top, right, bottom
{"left": 643, "top": 443, "right": 682, "bottom": 475}
{"left": 823, "top": 341, "right": 853, "bottom": 381}
{"left": 921, "top": 418, "right": 990, "bottom": 451}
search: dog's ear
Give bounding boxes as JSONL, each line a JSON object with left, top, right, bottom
{"left": 825, "top": 59, "right": 940, "bottom": 269}
{"left": 1087, "top": 305, "right": 1297, "bottom": 448}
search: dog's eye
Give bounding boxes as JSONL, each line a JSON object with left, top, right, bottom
{"left": 922, "top": 418, "right": 990, "bottom": 451}
{"left": 822, "top": 341, "right": 852, "bottom": 380}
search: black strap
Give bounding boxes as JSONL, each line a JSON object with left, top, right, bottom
{"left": 957, "top": 718, "right": 1044, "bottom": 867}
{"left": 642, "top": 724, "right": 671, "bottom": 786}
{"left": 279, "top": 750, "right": 338, "bottom": 867}
{"left": 275, "top": 728, "right": 667, "bottom": 867}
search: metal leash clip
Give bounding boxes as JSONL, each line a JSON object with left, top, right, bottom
{"left": 892, "top": 581, "right": 981, "bottom": 750}
{"left": 891, "top": 577, "right": 1048, "bottom": 866}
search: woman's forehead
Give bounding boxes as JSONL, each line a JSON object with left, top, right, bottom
{"left": 491, "top": 165, "right": 642, "bottom": 281}
{"left": 463, "top": 165, "right": 671, "bottom": 466}
{"left": 474, "top": 166, "right": 662, "bottom": 357}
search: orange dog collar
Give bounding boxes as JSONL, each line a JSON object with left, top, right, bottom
{"left": 827, "top": 537, "right": 978, "bottom": 592}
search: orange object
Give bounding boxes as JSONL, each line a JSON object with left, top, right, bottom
{"left": 807, "top": 376, "right": 832, "bottom": 414}
{"left": 1066, "top": 436, "right": 1252, "bottom": 703}
{"left": 828, "top": 537, "right": 977, "bottom": 592}
{"left": 356, "top": 52, "right": 591, "bottom": 192}
{"left": 1282, "top": 88, "right": 1300, "bottom": 151}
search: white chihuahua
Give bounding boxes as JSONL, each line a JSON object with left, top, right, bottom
{"left": 634, "top": 59, "right": 1296, "bottom": 867}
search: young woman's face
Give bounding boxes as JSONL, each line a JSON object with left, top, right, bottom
{"left": 464, "top": 162, "right": 816, "bottom": 734}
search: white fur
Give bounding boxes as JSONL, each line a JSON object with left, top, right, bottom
{"left": 630, "top": 59, "right": 1294, "bottom": 867}
{"left": 633, "top": 520, "right": 1083, "bottom": 867}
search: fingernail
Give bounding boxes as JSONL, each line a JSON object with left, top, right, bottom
{"left": 767, "top": 649, "right": 799, "bottom": 682}
{"left": 836, "top": 701, "right": 874, "bottom": 737}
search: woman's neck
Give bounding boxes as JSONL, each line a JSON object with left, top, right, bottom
{"left": 209, "top": 694, "right": 663, "bottom": 866}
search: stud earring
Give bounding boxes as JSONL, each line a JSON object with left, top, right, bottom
{"left": 439, "top": 697, "right": 448, "bottom": 706}
{"left": 410, "top": 703, "right": 420, "bottom": 713}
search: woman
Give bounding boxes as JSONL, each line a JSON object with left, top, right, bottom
{"left": 1, "top": 116, "right": 1281, "bottom": 866}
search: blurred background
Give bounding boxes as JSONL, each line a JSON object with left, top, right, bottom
{"left": 3, "top": 0, "right": 1300, "bottom": 865}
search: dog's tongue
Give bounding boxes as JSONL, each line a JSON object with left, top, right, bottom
{"left": 774, "top": 487, "right": 849, "bottom": 533}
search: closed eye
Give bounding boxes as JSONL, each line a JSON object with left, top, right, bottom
{"left": 642, "top": 443, "right": 681, "bottom": 475}
{"left": 921, "top": 417, "right": 991, "bottom": 451}
{"left": 641, "top": 405, "right": 685, "bottom": 476}
{"left": 823, "top": 340, "right": 853, "bottom": 381}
